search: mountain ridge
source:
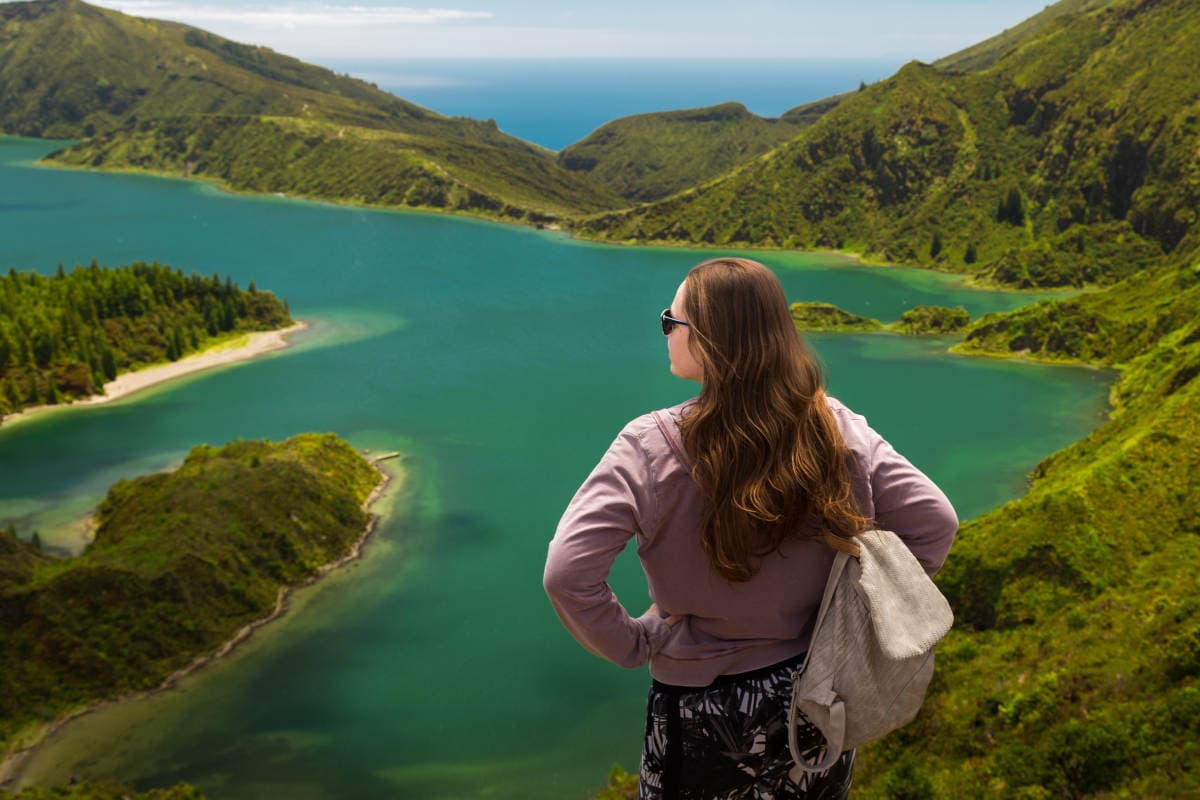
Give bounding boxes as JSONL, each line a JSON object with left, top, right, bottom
{"left": 571, "top": 0, "right": 1198, "bottom": 290}
{"left": 0, "top": 0, "right": 622, "bottom": 218}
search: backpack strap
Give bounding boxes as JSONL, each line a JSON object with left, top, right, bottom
{"left": 788, "top": 549, "right": 853, "bottom": 774}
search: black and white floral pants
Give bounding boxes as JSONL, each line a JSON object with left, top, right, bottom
{"left": 639, "top": 653, "right": 854, "bottom": 800}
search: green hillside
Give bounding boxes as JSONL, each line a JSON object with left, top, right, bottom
{"left": 0, "top": 0, "right": 620, "bottom": 218}
{"left": 557, "top": 102, "right": 812, "bottom": 202}
{"left": 50, "top": 114, "right": 616, "bottom": 220}
{"left": 933, "top": 0, "right": 1116, "bottom": 72}
{"left": 573, "top": 0, "right": 1198, "bottom": 290}
{"left": 0, "top": 434, "right": 384, "bottom": 760}
{"left": 852, "top": 256, "right": 1200, "bottom": 797}
{"left": 0, "top": 262, "right": 291, "bottom": 420}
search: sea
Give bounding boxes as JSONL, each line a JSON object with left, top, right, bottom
{"left": 318, "top": 58, "right": 909, "bottom": 150}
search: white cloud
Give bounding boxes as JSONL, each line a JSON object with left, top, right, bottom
{"left": 89, "top": 2, "right": 492, "bottom": 29}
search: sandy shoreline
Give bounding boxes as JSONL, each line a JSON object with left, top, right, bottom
{"left": 0, "top": 455, "right": 401, "bottom": 789}
{"left": 0, "top": 321, "right": 308, "bottom": 428}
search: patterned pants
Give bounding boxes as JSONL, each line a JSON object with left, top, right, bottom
{"left": 639, "top": 653, "right": 854, "bottom": 800}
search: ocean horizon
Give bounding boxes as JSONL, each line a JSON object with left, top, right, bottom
{"left": 318, "top": 57, "right": 908, "bottom": 150}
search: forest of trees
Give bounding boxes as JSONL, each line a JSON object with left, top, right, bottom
{"left": 0, "top": 262, "right": 291, "bottom": 419}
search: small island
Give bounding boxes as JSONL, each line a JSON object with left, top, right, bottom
{"left": 789, "top": 301, "right": 883, "bottom": 332}
{"left": 0, "top": 262, "right": 296, "bottom": 426}
{"left": 0, "top": 434, "right": 396, "bottom": 788}
{"left": 790, "top": 301, "right": 969, "bottom": 335}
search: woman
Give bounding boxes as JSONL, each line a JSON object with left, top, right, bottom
{"left": 543, "top": 258, "right": 958, "bottom": 799}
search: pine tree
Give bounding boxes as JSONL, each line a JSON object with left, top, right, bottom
{"left": 248, "top": 280, "right": 257, "bottom": 295}
{"left": 998, "top": 187, "right": 1025, "bottom": 225}
{"left": 30, "top": 531, "right": 42, "bottom": 551}
{"left": 0, "top": 327, "right": 13, "bottom": 369}
{"left": 4, "top": 376, "right": 20, "bottom": 408}
{"left": 101, "top": 347, "right": 117, "bottom": 381}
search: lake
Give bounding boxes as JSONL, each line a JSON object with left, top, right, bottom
{"left": 0, "top": 136, "right": 1111, "bottom": 799}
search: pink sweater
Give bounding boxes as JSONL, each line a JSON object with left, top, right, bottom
{"left": 543, "top": 395, "right": 958, "bottom": 687}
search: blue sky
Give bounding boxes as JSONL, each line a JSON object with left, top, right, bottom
{"left": 90, "top": 1, "right": 1057, "bottom": 59}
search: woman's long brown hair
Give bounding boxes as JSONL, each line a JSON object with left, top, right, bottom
{"left": 679, "top": 257, "right": 870, "bottom": 582}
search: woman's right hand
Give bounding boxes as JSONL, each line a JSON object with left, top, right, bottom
{"left": 646, "top": 602, "right": 684, "bottom": 626}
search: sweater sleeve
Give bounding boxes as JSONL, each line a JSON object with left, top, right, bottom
{"left": 865, "top": 425, "right": 959, "bottom": 576}
{"left": 543, "top": 421, "right": 673, "bottom": 668}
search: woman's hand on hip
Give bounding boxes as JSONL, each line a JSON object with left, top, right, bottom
{"left": 646, "top": 602, "right": 684, "bottom": 626}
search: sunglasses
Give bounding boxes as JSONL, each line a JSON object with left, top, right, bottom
{"left": 660, "top": 308, "right": 690, "bottom": 336}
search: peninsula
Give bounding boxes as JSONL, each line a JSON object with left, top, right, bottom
{"left": 0, "top": 262, "right": 295, "bottom": 426}
{"left": 0, "top": 434, "right": 397, "bottom": 789}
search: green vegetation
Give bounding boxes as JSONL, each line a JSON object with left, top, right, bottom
{"left": 0, "top": 0, "right": 619, "bottom": 219}
{"left": 0, "top": 262, "right": 290, "bottom": 419}
{"left": 51, "top": 115, "right": 618, "bottom": 221}
{"left": 0, "top": 433, "right": 382, "bottom": 759}
{"left": 590, "top": 765, "right": 637, "bottom": 800}
{"left": 0, "top": 779, "right": 203, "bottom": 799}
{"left": 789, "top": 301, "right": 883, "bottom": 332}
{"left": 932, "top": 0, "right": 1116, "bottom": 72}
{"left": 853, "top": 259, "right": 1200, "bottom": 797}
{"left": 894, "top": 305, "right": 970, "bottom": 334}
{"left": 573, "top": 0, "right": 1197, "bottom": 291}
{"left": 557, "top": 103, "right": 811, "bottom": 203}
{"left": 956, "top": 261, "right": 1198, "bottom": 363}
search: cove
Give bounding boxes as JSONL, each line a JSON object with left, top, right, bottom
{"left": 0, "top": 137, "right": 1112, "bottom": 799}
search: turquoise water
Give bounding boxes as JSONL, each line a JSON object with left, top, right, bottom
{"left": 0, "top": 137, "right": 1111, "bottom": 798}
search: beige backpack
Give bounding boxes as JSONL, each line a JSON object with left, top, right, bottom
{"left": 788, "top": 528, "right": 954, "bottom": 777}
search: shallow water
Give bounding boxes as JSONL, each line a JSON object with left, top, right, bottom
{"left": 0, "top": 137, "right": 1111, "bottom": 798}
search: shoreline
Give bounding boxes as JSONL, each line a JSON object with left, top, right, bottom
{"left": 0, "top": 321, "right": 308, "bottom": 429}
{"left": 0, "top": 455, "right": 401, "bottom": 790}
{"left": 33, "top": 153, "right": 1086, "bottom": 297}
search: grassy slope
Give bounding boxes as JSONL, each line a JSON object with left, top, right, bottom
{"left": 933, "top": 0, "right": 1116, "bottom": 72}
{"left": 572, "top": 0, "right": 1198, "bottom": 290}
{"left": 51, "top": 115, "right": 616, "bottom": 220}
{"left": 0, "top": 0, "right": 620, "bottom": 218}
{"left": 855, "top": 263, "right": 1200, "bottom": 798}
{"left": 0, "top": 434, "right": 382, "bottom": 757}
{"left": 557, "top": 102, "right": 814, "bottom": 203}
